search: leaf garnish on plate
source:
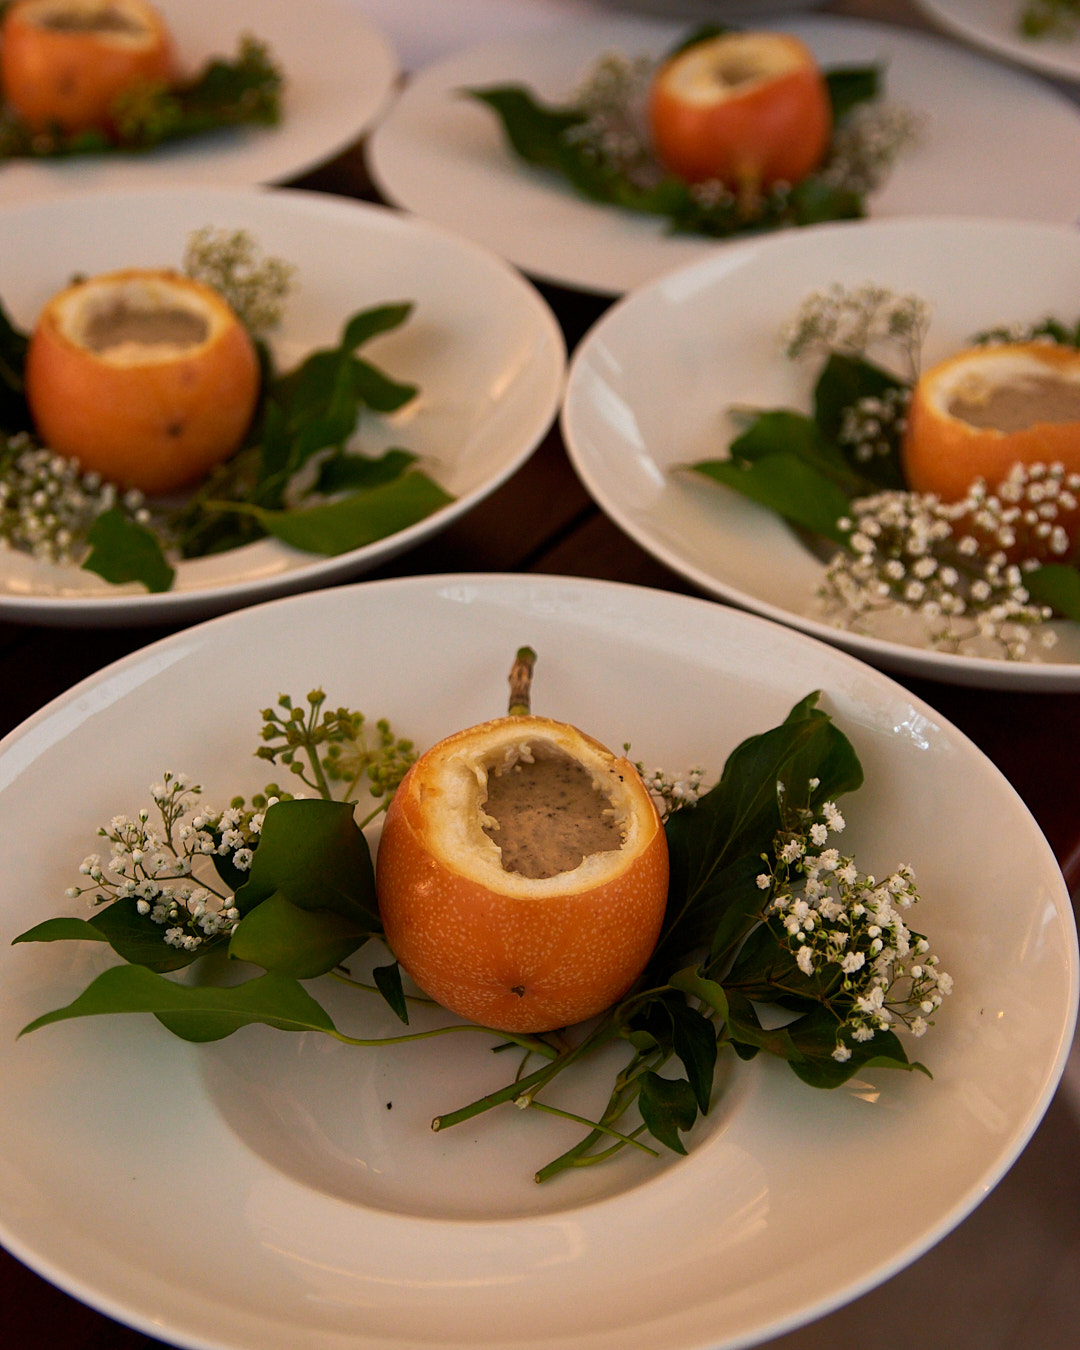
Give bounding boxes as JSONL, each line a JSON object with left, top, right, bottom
{"left": 13, "top": 670, "right": 951, "bottom": 1182}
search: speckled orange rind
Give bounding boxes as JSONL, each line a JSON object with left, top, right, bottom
{"left": 375, "top": 714, "right": 670, "bottom": 1033}
{"left": 903, "top": 342, "right": 1080, "bottom": 502}
{"left": 25, "top": 268, "right": 260, "bottom": 495}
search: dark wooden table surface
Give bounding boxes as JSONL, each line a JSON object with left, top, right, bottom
{"left": 3, "top": 2, "right": 1080, "bottom": 1347}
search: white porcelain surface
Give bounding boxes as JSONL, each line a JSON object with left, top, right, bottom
{"left": 0, "top": 0, "right": 398, "bottom": 205}
{"left": 918, "top": 0, "right": 1080, "bottom": 81}
{"left": 563, "top": 216, "right": 1080, "bottom": 690}
{"left": 367, "top": 13, "right": 1080, "bottom": 296}
{"left": 0, "top": 574, "right": 1075, "bottom": 1350}
{"left": 0, "top": 187, "right": 565, "bottom": 624}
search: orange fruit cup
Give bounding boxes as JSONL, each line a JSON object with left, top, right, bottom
{"left": 0, "top": 0, "right": 176, "bottom": 135}
{"left": 647, "top": 31, "right": 831, "bottom": 190}
{"left": 25, "top": 268, "right": 260, "bottom": 496}
{"left": 903, "top": 342, "right": 1080, "bottom": 503}
{"left": 375, "top": 714, "right": 670, "bottom": 1034}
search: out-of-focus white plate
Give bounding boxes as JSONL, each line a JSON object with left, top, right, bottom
{"left": 0, "top": 187, "right": 565, "bottom": 625}
{"left": 0, "top": 573, "right": 1075, "bottom": 1350}
{"left": 562, "top": 216, "right": 1080, "bottom": 690}
{"left": 367, "top": 12, "right": 1080, "bottom": 296}
{"left": 917, "top": 0, "right": 1080, "bottom": 82}
{"left": 0, "top": 0, "right": 398, "bottom": 205}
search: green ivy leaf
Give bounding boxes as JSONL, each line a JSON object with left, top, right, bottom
{"left": 18, "top": 965, "right": 336, "bottom": 1044}
{"left": 228, "top": 890, "right": 369, "bottom": 978}
{"left": 236, "top": 472, "right": 453, "bottom": 556}
{"left": 825, "top": 65, "right": 882, "bottom": 123}
{"left": 373, "top": 961, "right": 409, "bottom": 1025}
{"left": 82, "top": 507, "right": 175, "bottom": 593}
{"left": 638, "top": 1071, "right": 698, "bottom": 1154}
{"left": 314, "top": 447, "right": 418, "bottom": 496}
{"left": 1025, "top": 563, "right": 1080, "bottom": 620}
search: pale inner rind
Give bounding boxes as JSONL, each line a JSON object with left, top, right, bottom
{"left": 930, "top": 349, "right": 1080, "bottom": 434}
{"left": 21, "top": 0, "right": 157, "bottom": 46}
{"left": 53, "top": 276, "right": 225, "bottom": 366}
{"left": 662, "top": 34, "right": 804, "bottom": 104}
{"left": 419, "top": 724, "right": 650, "bottom": 899}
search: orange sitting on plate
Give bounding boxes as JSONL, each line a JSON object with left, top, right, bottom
{"left": 375, "top": 713, "right": 669, "bottom": 1034}
{"left": 902, "top": 342, "right": 1080, "bottom": 502}
{"left": 0, "top": 0, "right": 176, "bottom": 134}
{"left": 24, "top": 268, "right": 260, "bottom": 495}
{"left": 647, "top": 30, "right": 831, "bottom": 192}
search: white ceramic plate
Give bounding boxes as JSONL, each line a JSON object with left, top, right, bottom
{"left": 367, "top": 12, "right": 1080, "bottom": 296}
{"left": 0, "top": 186, "right": 565, "bottom": 625}
{"left": 917, "top": 0, "right": 1080, "bottom": 82}
{"left": 0, "top": 573, "right": 1075, "bottom": 1350}
{"left": 0, "top": 0, "right": 398, "bottom": 206}
{"left": 562, "top": 216, "right": 1080, "bottom": 691}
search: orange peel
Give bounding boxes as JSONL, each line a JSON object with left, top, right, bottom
{"left": 0, "top": 0, "right": 176, "bottom": 134}
{"left": 375, "top": 713, "right": 669, "bottom": 1034}
{"left": 24, "top": 268, "right": 260, "bottom": 495}
{"left": 903, "top": 342, "right": 1080, "bottom": 502}
{"left": 647, "top": 31, "right": 831, "bottom": 189}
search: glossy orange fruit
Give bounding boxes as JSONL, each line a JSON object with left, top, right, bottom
{"left": 0, "top": 0, "right": 176, "bottom": 134}
{"left": 25, "top": 268, "right": 260, "bottom": 495}
{"left": 647, "top": 31, "right": 831, "bottom": 190}
{"left": 375, "top": 713, "right": 670, "bottom": 1034}
{"left": 903, "top": 342, "right": 1080, "bottom": 502}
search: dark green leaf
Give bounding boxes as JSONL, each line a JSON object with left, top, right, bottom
{"left": 465, "top": 86, "right": 586, "bottom": 168}
{"left": 668, "top": 1000, "right": 718, "bottom": 1113}
{"left": 783, "top": 1004, "right": 926, "bottom": 1088}
{"left": 351, "top": 358, "right": 418, "bottom": 413}
{"left": 239, "top": 471, "right": 452, "bottom": 556}
{"left": 374, "top": 961, "right": 410, "bottom": 1024}
{"left": 233, "top": 799, "right": 380, "bottom": 931}
{"left": 18, "top": 965, "right": 336, "bottom": 1044}
{"left": 89, "top": 895, "right": 223, "bottom": 972}
{"left": 315, "top": 447, "right": 418, "bottom": 495}
{"left": 813, "top": 352, "right": 908, "bottom": 489}
{"left": 638, "top": 1071, "right": 698, "bottom": 1154}
{"left": 1025, "top": 563, "right": 1080, "bottom": 620}
{"left": 341, "top": 303, "right": 414, "bottom": 353}
{"left": 788, "top": 175, "right": 865, "bottom": 226}
{"left": 82, "top": 508, "right": 175, "bottom": 593}
{"left": 825, "top": 65, "right": 882, "bottom": 123}
{"left": 691, "top": 453, "right": 854, "bottom": 546}
{"left": 229, "top": 890, "right": 369, "bottom": 978}
{"left": 12, "top": 916, "right": 109, "bottom": 946}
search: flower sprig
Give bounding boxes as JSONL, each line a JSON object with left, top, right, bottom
{"left": 754, "top": 785, "right": 951, "bottom": 1060}
{"left": 781, "top": 282, "right": 931, "bottom": 381}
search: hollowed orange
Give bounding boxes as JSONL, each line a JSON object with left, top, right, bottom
{"left": 0, "top": 0, "right": 176, "bottom": 134}
{"left": 903, "top": 342, "right": 1080, "bottom": 501}
{"left": 647, "top": 31, "right": 831, "bottom": 190}
{"left": 375, "top": 714, "right": 669, "bottom": 1034}
{"left": 24, "top": 268, "right": 260, "bottom": 495}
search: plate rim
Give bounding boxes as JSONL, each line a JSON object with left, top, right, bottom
{"left": 562, "top": 213, "right": 1080, "bottom": 693}
{"left": 0, "top": 571, "right": 1076, "bottom": 1350}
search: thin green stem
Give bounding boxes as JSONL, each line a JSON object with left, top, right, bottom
{"left": 523, "top": 1099, "right": 658, "bottom": 1157}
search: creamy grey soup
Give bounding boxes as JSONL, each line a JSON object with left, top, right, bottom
{"left": 40, "top": 10, "right": 146, "bottom": 34}
{"left": 949, "top": 375, "right": 1080, "bottom": 433}
{"left": 482, "top": 749, "right": 622, "bottom": 880}
{"left": 83, "top": 304, "right": 209, "bottom": 352}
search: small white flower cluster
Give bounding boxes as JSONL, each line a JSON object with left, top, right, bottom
{"left": 820, "top": 463, "right": 1075, "bottom": 658}
{"left": 756, "top": 796, "right": 952, "bottom": 1060}
{"left": 633, "top": 761, "right": 706, "bottom": 819}
{"left": 782, "top": 283, "right": 931, "bottom": 379}
{"left": 820, "top": 103, "right": 926, "bottom": 199}
{"left": 67, "top": 772, "right": 268, "bottom": 951}
{"left": 183, "top": 227, "right": 294, "bottom": 338}
{"left": 838, "top": 386, "right": 911, "bottom": 464}
{"left": 0, "top": 435, "right": 148, "bottom": 564}
{"left": 565, "top": 54, "right": 661, "bottom": 190}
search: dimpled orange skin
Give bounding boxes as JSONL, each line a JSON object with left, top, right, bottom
{"left": 24, "top": 269, "right": 260, "bottom": 495}
{"left": 0, "top": 0, "right": 177, "bottom": 134}
{"left": 647, "top": 33, "right": 831, "bottom": 188}
{"left": 375, "top": 718, "right": 670, "bottom": 1034}
{"left": 903, "top": 343, "right": 1080, "bottom": 503}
